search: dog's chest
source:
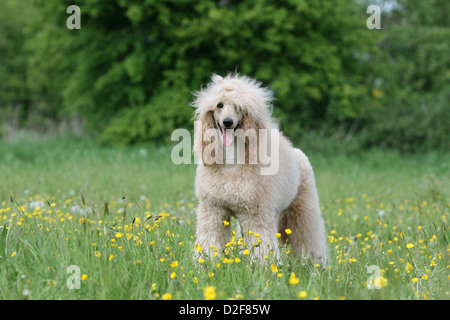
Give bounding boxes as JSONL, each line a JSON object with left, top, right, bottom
{"left": 197, "top": 166, "right": 265, "bottom": 212}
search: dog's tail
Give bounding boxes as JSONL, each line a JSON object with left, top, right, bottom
{"left": 277, "top": 149, "right": 327, "bottom": 265}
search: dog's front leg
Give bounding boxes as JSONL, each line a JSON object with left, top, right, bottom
{"left": 236, "top": 210, "right": 280, "bottom": 261}
{"left": 195, "top": 201, "right": 230, "bottom": 258}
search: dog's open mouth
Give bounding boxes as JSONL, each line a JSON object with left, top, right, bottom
{"left": 216, "top": 122, "right": 240, "bottom": 147}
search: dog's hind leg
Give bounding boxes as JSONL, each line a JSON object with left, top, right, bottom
{"left": 278, "top": 150, "right": 327, "bottom": 265}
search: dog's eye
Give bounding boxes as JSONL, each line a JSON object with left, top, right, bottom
{"left": 217, "top": 103, "right": 223, "bottom": 109}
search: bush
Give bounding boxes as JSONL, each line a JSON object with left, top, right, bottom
{"left": 99, "top": 88, "right": 193, "bottom": 145}
{"left": 358, "top": 25, "right": 450, "bottom": 152}
{"left": 360, "top": 87, "right": 450, "bottom": 152}
{"left": 3, "top": 0, "right": 448, "bottom": 152}
{"left": 25, "top": 0, "right": 376, "bottom": 145}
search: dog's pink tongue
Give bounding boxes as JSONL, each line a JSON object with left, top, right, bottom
{"left": 222, "top": 129, "right": 234, "bottom": 146}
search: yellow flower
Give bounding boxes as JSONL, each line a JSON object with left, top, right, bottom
{"left": 115, "top": 232, "right": 123, "bottom": 238}
{"left": 162, "top": 293, "right": 172, "bottom": 300}
{"left": 11, "top": 251, "right": 16, "bottom": 258}
{"left": 94, "top": 251, "right": 101, "bottom": 258}
{"left": 243, "top": 249, "right": 249, "bottom": 255}
{"left": 81, "top": 274, "right": 88, "bottom": 281}
{"left": 170, "top": 272, "right": 176, "bottom": 279}
{"left": 406, "top": 243, "right": 414, "bottom": 249}
{"left": 285, "top": 229, "right": 292, "bottom": 235}
{"left": 198, "top": 258, "right": 205, "bottom": 263}
{"left": 223, "top": 220, "right": 230, "bottom": 226}
{"left": 289, "top": 277, "right": 300, "bottom": 285}
{"left": 170, "top": 261, "right": 179, "bottom": 268}
{"left": 298, "top": 291, "right": 307, "bottom": 299}
{"left": 372, "top": 89, "right": 384, "bottom": 98}
{"left": 275, "top": 233, "right": 281, "bottom": 239}
{"left": 108, "top": 254, "right": 114, "bottom": 261}
{"left": 270, "top": 264, "right": 278, "bottom": 273}
{"left": 371, "top": 276, "right": 388, "bottom": 289}
{"left": 405, "top": 262, "right": 414, "bottom": 272}
{"left": 412, "top": 277, "right": 418, "bottom": 283}
{"left": 204, "top": 286, "right": 216, "bottom": 300}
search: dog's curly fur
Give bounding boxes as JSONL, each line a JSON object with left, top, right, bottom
{"left": 192, "top": 73, "right": 327, "bottom": 264}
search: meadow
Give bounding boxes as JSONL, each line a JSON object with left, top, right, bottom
{"left": 0, "top": 137, "right": 448, "bottom": 300}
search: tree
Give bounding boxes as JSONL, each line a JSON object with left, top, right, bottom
{"left": 360, "top": 0, "right": 450, "bottom": 151}
{"left": 26, "top": 0, "right": 377, "bottom": 144}
{"left": 0, "top": 0, "right": 35, "bottom": 135}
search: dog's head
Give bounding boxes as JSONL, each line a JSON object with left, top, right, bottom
{"left": 192, "top": 73, "right": 275, "bottom": 165}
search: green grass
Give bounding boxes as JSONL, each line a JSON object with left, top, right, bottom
{"left": 0, "top": 137, "right": 448, "bottom": 300}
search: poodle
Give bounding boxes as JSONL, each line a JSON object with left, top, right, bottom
{"left": 191, "top": 73, "right": 327, "bottom": 265}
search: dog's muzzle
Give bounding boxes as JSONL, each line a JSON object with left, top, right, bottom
{"left": 214, "top": 118, "right": 240, "bottom": 147}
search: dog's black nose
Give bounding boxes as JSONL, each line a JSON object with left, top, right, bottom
{"left": 223, "top": 118, "right": 234, "bottom": 128}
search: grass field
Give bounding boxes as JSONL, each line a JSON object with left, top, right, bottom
{"left": 0, "top": 137, "right": 448, "bottom": 300}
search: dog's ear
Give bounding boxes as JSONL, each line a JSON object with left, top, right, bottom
{"left": 194, "top": 111, "right": 222, "bottom": 166}
{"left": 241, "top": 110, "right": 264, "bottom": 132}
{"left": 240, "top": 110, "right": 266, "bottom": 165}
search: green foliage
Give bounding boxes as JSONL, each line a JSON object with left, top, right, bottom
{"left": 21, "top": 0, "right": 378, "bottom": 144}
{"left": 0, "top": 1, "right": 35, "bottom": 135}
{"left": 0, "top": 1, "right": 31, "bottom": 105}
{"left": 358, "top": 2, "right": 450, "bottom": 152}
{"left": 1, "top": 0, "right": 448, "bottom": 150}
{"left": 100, "top": 88, "right": 193, "bottom": 145}
{"left": 361, "top": 88, "right": 450, "bottom": 152}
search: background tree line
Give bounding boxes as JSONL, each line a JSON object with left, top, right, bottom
{"left": 0, "top": 0, "right": 448, "bottom": 152}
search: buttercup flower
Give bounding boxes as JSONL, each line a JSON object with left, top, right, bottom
{"left": 204, "top": 286, "right": 216, "bottom": 300}
{"left": 162, "top": 293, "right": 172, "bottom": 300}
